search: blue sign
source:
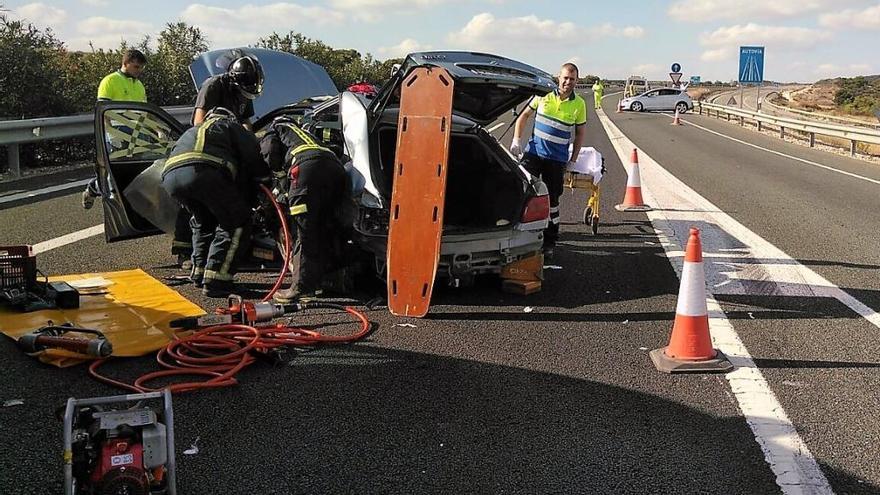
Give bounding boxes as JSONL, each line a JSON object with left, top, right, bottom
{"left": 690, "top": 75, "right": 701, "bottom": 84}
{"left": 739, "top": 46, "right": 764, "bottom": 84}
{"left": 671, "top": 63, "right": 681, "bottom": 73}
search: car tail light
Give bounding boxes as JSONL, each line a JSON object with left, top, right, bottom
{"left": 521, "top": 195, "right": 549, "bottom": 223}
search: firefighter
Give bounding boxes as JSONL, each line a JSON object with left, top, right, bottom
{"left": 192, "top": 52, "right": 264, "bottom": 129}
{"left": 259, "top": 117, "right": 350, "bottom": 303}
{"left": 161, "top": 107, "right": 269, "bottom": 297}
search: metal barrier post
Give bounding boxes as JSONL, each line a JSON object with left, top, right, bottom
{"left": 851, "top": 140, "right": 857, "bottom": 157}
{"left": 780, "top": 127, "right": 785, "bottom": 139}
{"left": 8, "top": 143, "right": 20, "bottom": 178}
{"left": 757, "top": 121, "right": 762, "bottom": 132}
{"left": 810, "top": 133, "right": 815, "bottom": 148}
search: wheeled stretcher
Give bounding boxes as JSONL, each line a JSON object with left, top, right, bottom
{"left": 565, "top": 147, "right": 605, "bottom": 235}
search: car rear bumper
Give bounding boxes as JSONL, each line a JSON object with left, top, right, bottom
{"left": 354, "top": 227, "right": 544, "bottom": 278}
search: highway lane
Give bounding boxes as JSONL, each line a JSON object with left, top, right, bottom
{"left": 0, "top": 102, "right": 785, "bottom": 493}
{"left": 605, "top": 97, "right": 880, "bottom": 493}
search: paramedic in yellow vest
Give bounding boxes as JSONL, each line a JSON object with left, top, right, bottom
{"left": 592, "top": 79, "right": 604, "bottom": 109}
{"left": 82, "top": 49, "right": 147, "bottom": 210}
{"left": 510, "top": 62, "right": 587, "bottom": 261}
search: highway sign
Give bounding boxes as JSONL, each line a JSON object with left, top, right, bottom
{"left": 690, "top": 76, "right": 701, "bottom": 84}
{"left": 671, "top": 63, "right": 681, "bottom": 73}
{"left": 739, "top": 46, "right": 764, "bottom": 84}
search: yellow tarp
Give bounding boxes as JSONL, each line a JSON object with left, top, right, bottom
{"left": 0, "top": 269, "right": 204, "bottom": 367}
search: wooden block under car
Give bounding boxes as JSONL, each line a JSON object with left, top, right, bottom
{"left": 502, "top": 279, "right": 543, "bottom": 295}
{"left": 500, "top": 253, "right": 544, "bottom": 282}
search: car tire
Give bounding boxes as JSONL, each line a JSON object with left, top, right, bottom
{"left": 631, "top": 101, "right": 643, "bottom": 112}
{"left": 675, "top": 102, "right": 688, "bottom": 114}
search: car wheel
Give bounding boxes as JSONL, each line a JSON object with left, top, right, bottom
{"left": 675, "top": 102, "right": 688, "bottom": 114}
{"left": 631, "top": 101, "right": 643, "bottom": 112}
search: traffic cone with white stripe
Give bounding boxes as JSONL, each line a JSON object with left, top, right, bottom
{"left": 650, "top": 228, "right": 733, "bottom": 373}
{"left": 616, "top": 97, "right": 623, "bottom": 113}
{"left": 614, "top": 148, "right": 651, "bottom": 212}
{"left": 670, "top": 107, "right": 683, "bottom": 125}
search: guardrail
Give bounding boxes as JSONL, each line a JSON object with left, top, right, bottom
{"left": 695, "top": 101, "right": 880, "bottom": 156}
{"left": 0, "top": 106, "right": 192, "bottom": 178}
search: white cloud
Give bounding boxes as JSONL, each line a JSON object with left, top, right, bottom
{"left": 378, "top": 38, "right": 432, "bottom": 58}
{"left": 697, "top": 23, "right": 832, "bottom": 61}
{"left": 80, "top": 0, "right": 110, "bottom": 6}
{"left": 9, "top": 3, "right": 67, "bottom": 26}
{"left": 815, "top": 63, "right": 874, "bottom": 77}
{"left": 819, "top": 4, "right": 880, "bottom": 30}
{"left": 447, "top": 13, "right": 644, "bottom": 52}
{"left": 330, "top": 0, "right": 446, "bottom": 7}
{"left": 631, "top": 63, "right": 661, "bottom": 77}
{"left": 179, "top": 3, "right": 346, "bottom": 47}
{"left": 668, "top": 0, "right": 867, "bottom": 22}
{"left": 700, "top": 47, "right": 734, "bottom": 62}
{"left": 76, "top": 17, "right": 152, "bottom": 36}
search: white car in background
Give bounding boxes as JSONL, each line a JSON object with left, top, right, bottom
{"left": 621, "top": 88, "right": 693, "bottom": 113}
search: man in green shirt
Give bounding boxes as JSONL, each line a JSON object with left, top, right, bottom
{"left": 82, "top": 49, "right": 147, "bottom": 210}
{"left": 592, "top": 79, "right": 604, "bottom": 110}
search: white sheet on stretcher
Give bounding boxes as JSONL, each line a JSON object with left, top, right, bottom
{"left": 565, "top": 146, "right": 603, "bottom": 184}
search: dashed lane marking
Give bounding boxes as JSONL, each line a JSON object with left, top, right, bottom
{"left": 32, "top": 224, "right": 104, "bottom": 254}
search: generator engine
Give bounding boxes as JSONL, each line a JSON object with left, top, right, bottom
{"left": 63, "top": 391, "right": 177, "bottom": 495}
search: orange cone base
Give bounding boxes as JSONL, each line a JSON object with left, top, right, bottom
{"left": 649, "top": 347, "right": 733, "bottom": 374}
{"left": 615, "top": 203, "right": 652, "bottom": 212}
{"left": 670, "top": 120, "right": 683, "bottom": 126}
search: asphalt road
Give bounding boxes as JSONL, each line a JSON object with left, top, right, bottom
{"left": 604, "top": 95, "right": 880, "bottom": 495}
{"left": 0, "top": 91, "right": 877, "bottom": 494}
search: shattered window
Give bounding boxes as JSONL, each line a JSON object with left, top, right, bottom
{"left": 104, "top": 109, "right": 180, "bottom": 161}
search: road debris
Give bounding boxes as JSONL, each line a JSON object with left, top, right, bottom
{"left": 543, "top": 265, "right": 563, "bottom": 270}
{"left": 183, "top": 436, "right": 200, "bottom": 455}
{"left": 3, "top": 399, "right": 24, "bottom": 407}
{"left": 394, "top": 323, "right": 417, "bottom": 328}
{"left": 523, "top": 307, "right": 534, "bottom": 313}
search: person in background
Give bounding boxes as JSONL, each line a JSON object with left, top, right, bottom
{"left": 82, "top": 48, "right": 148, "bottom": 210}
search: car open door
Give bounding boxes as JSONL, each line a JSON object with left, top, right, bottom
{"left": 94, "top": 101, "right": 187, "bottom": 242}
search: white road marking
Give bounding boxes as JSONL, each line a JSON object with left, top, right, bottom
{"left": 597, "top": 107, "right": 836, "bottom": 494}
{"left": 32, "top": 224, "right": 104, "bottom": 254}
{"left": 662, "top": 112, "right": 880, "bottom": 187}
{"left": 487, "top": 122, "right": 507, "bottom": 133}
{"left": 0, "top": 178, "right": 92, "bottom": 204}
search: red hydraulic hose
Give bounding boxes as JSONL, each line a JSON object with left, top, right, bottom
{"left": 258, "top": 183, "right": 292, "bottom": 302}
{"left": 89, "top": 306, "right": 371, "bottom": 394}
{"left": 88, "top": 185, "right": 372, "bottom": 394}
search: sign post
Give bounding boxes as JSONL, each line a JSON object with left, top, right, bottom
{"left": 739, "top": 46, "right": 765, "bottom": 110}
{"left": 670, "top": 63, "right": 682, "bottom": 88}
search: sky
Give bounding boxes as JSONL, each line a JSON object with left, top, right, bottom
{"left": 4, "top": 0, "right": 879, "bottom": 83}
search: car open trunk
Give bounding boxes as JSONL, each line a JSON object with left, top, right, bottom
{"left": 375, "top": 125, "right": 526, "bottom": 231}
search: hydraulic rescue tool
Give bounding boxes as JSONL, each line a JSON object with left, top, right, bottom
{"left": 168, "top": 294, "right": 300, "bottom": 328}
{"left": 18, "top": 324, "right": 113, "bottom": 357}
{"left": 62, "top": 390, "right": 177, "bottom": 495}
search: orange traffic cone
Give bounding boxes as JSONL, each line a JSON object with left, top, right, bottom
{"left": 670, "top": 107, "right": 683, "bottom": 125}
{"left": 614, "top": 148, "right": 651, "bottom": 212}
{"left": 616, "top": 97, "right": 623, "bottom": 113}
{"left": 650, "top": 228, "right": 733, "bottom": 373}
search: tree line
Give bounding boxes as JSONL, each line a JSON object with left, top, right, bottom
{"left": 0, "top": 13, "right": 401, "bottom": 173}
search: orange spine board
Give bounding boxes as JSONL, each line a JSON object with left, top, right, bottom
{"left": 386, "top": 67, "right": 455, "bottom": 317}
